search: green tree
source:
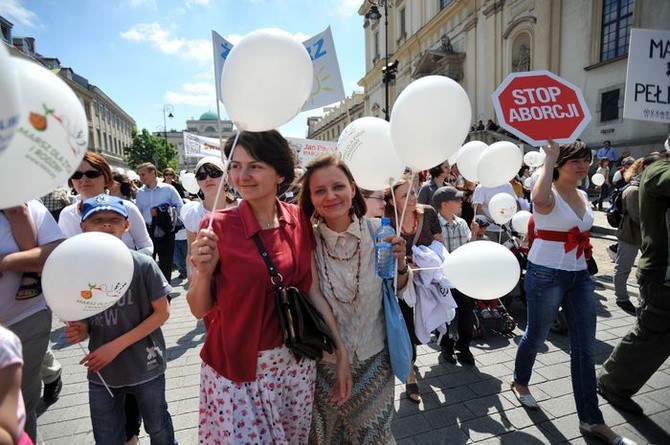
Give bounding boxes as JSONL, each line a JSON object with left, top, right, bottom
{"left": 124, "top": 128, "right": 178, "bottom": 171}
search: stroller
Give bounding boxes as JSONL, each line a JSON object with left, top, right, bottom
{"left": 472, "top": 297, "right": 516, "bottom": 338}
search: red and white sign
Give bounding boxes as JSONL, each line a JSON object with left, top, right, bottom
{"left": 492, "top": 70, "right": 591, "bottom": 146}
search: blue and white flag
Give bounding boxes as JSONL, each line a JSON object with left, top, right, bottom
{"left": 212, "top": 30, "right": 233, "bottom": 103}
{"left": 212, "top": 26, "right": 345, "bottom": 111}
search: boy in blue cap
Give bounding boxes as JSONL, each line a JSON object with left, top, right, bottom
{"left": 65, "top": 194, "right": 176, "bottom": 445}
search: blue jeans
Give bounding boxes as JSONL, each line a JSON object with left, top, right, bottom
{"left": 89, "top": 374, "right": 177, "bottom": 445}
{"left": 173, "top": 239, "right": 188, "bottom": 276}
{"left": 514, "top": 262, "right": 604, "bottom": 424}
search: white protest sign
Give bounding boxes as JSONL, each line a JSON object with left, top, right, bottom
{"left": 623, "top": 28, "right": 670, "bottom": 123}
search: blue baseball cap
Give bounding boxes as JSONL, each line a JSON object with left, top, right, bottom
{"left": 81, "top": 194, "right": 128, "bottom": 221}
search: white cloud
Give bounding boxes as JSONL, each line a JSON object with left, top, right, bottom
{"left": 165, "top": 81, "right": 216, "bottom": 107}
{"left": 120, "top": 22, "right": 212, "bottom": 66}
{"left": 336, "top": 0, "right": 361, "bottom": 18}
{"left": 0, "top": 0, "right": 39, "bottom": 27}
{"left": 185, "top": 0, "right": 209, "bottom": 7}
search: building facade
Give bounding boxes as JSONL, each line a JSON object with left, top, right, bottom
{"left": 359, "top": 0, "right": 669, "bottom": 156}
{"left": 2, "top": 16, "right": 136, "bottom": 169}
{"left": 307, "top": 92, "right": 366, "bottom": 141}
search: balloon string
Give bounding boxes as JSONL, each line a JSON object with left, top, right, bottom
{"left": 393, "top": 170, "right": 415, "bottom": 291}
{"left": 76, "top": 341, "right": 114, "bottom": 398}
{"left": 207, "top": 130, "right": 241, "bottom": 230}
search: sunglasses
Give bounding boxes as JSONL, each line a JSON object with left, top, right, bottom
{"left": 163, "top": 172, "right": 174, "bottom": 177}
{"left": 71, "top": 170, "right": 103, "bottom": 180}
{"left": 195, "top": 169, "right": 224, "bottom": 181}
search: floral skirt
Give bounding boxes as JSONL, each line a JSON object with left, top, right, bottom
{"left": 199, "top": 346, "right": 316, "bottom": 445}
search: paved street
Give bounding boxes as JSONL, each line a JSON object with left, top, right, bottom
{"left": 34, "top": 212, "right": 670, "bottom": 444}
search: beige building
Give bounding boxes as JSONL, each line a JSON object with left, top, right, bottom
{"left": 359, "top": 0, "right": 669, "bottom": 156}
{"left": 2, "top": 16, "right": 135, "bottom": 169}
{"left": 307, "top": 92, "right": 366, "bottom": 141}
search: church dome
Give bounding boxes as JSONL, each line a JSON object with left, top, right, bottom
{"left": 199, "top": 111, "right": 218, "bottom": 121}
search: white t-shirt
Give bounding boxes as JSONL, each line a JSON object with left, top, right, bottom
{"left": 181, "top": 201, "right": 208, "bottom": 234}
{"left": 59, "top": 199, "right": 153, "bottom": 256}
{"left": 528, "top": 189, "right": 593, "bottom": 271}
{"left": 0, "top": 326, "right": 25, "bottom": 438}
{"left": 472, "top": 183, "right": 517, "bottom": 232}
{"left": 1, "top": 200, "right": 65, "bottom": 326}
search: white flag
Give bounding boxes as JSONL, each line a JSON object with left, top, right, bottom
{"left": 212, "top": 30, "right": 233, "bottom": 103}
{"left": 211, "top": 27, "right": 345, "bottom": 110}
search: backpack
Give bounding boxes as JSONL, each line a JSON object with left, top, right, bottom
{"left": 606, "top": 185, "right": 628, "bottom": 228}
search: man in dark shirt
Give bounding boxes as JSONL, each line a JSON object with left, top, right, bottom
{"left": 597, "top": 157, "right": 670, "bottom": 415}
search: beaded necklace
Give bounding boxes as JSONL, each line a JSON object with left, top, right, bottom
{"left": 318, "top": 221, "right": 362, "bottom": 305}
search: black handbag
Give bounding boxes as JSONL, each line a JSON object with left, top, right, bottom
{"left": 252, "top": 234, "right": 335, "bottom": 360}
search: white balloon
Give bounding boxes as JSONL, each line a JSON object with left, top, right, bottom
{"left": 0, "top": 58, "right": 88, "bottom": 209}
{"left": 477, "top": 141, "right": 523, "bottom": 188}
{"left": 42, "top": 232, "right": 134, "bottom": 322}
{"left": 390, "top": 75, "right": 471, "bottom": 171}
{"left": 337, "top": 117, "right": 406, "bottom": 190}
{"left": 0, "top": 45, "right": 20, "bottom": 155}
{"left": 221, "top": 28, "right": 313, "bottom": 132}
{"left": 511, "top": 210, "right": 533, "bottom": 235}
{"left": 181, "top": 172, "right": 200, "bottom": 194}
{"left": 443, "top": 241, "right": 521, "bottom": 300}
{"left": 523, "top": 176, "right": 533, "bottom": 189}
{"left": 591, "top": 173, "right": 605, "bottom": 186}
{"left": 126, "top": 170, "right": 139, "bottom": 181}
{"left": 523, "top": 150, "right": 545, "bottom": 168}
{"left": 456, "top": 141, "right": 487, "bottom": 183}
{"left": 448, "top": 146, "right": 461, "bottom": 167}
{"left": 488, "top": 192, "right": 518, "bottom": 225}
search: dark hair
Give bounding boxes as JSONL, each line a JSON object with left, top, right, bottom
{"left": 553, "top": 141, "right": 592, "bottom": 180}
{"left": 69, "top": 151, "right": 113, "bottom": 189}
{"left": 428, "top": 162, "right": 446, "bottom": 180}
{"left": 224, "top": 130, "right": 295, "bottom": 194}
{"left": 297, "top": 155, "right": 366, "bottom": 220}
{"left": 113, "top": 172, "right": 137, "bottom": 199}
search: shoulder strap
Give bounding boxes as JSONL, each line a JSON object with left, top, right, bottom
{"left": 251, "top": 233, "right": 283, "bottom": 289}
{"left": 412, "top": 213, "right": 424, "bottom": 246}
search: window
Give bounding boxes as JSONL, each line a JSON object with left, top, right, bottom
{"left": 600, "top": 0, "right": 634, "bottom": 61}
{"left": 439, "top": 0, "right": 452, "bottom": 10}
{"left": 399, "top": 8, "right": 406, "bottom": 38}
{"left": 601, "top": 88, "right": 620, "bottom": 122}
{"left": 374, "top": 32, "right": 380, "bottom": 61}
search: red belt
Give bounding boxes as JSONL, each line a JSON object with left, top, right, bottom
{"left": 536, "top": 226, "right": 592, "bottom": 259}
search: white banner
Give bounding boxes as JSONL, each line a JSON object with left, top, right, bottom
{"left": 286, "top": 137, "right": 337, "bottom": 167}
{"left": 211, "top": 26, "right": 345, "bottom": 111}
{"left": 183, "top": 132, "right": 224, "bottom": 158}
{"left": 623, "top": 28, "right": 670, "bottom": 123}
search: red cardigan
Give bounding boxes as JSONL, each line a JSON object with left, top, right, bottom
{"left": 199, "top": 200, "right": 315, "bottom": 382}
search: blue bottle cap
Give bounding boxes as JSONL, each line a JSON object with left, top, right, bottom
{"left": 381, "top": 217, "right": 390, "bottom": 225}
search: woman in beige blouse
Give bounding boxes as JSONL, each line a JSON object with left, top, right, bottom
{"left": 298, "top": 155, "right": 411, "bottom": 445}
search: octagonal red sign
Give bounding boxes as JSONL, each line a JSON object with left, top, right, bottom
{"left": 492, "top": 70, "right": 591, "bottom": 146}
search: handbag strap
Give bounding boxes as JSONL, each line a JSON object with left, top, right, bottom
{"left": 251, "top": 233, "right": 283, "bottom": 290}
{"left": 412, "top": 212, "right": 424, "bottom": 246}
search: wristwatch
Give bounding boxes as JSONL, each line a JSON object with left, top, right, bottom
{"left": 397, "top": 263, "right": 409, "bottom": 275}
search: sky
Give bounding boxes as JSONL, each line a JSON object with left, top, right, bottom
{"left": 1, "top": 0, "right": 366, "bottom": 138}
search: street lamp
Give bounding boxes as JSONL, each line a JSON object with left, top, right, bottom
{"left": 366, "top": 0, "right": 397, "bottom": 121}
{"left": 162, "top": 104, "right": 174, "bottom": 150}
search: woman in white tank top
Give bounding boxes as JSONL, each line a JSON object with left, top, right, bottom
{"left": 511, "top": 140, "right": 636, "bottom": 445}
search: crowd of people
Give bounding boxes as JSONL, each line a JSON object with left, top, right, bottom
{"left": 1, "top": 130, "right": 669, "bottom": 445}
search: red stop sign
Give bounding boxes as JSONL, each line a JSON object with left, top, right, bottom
{"left": 492, "top": 70, "right": 591, "bottom": 146}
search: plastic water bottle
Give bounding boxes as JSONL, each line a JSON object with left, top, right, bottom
{"left": 375, "top": 217, "right": 397, "bottom": 279}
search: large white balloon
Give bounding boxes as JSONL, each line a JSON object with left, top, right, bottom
{"left": 390, "top": 75, "right": 471, "bottom": 171}
{"left": 337, "top": 117, "right": 406, "bottom": 190}
{"left": 0, "top": 44, "right": 20, "bottom": 155}
{"left": 0, "top": 58, "right": 88, "bottom": 209}
{"left": 591, "top": 173, "right": 605, "bottom": 186}
{"left": 523, "top": 150, "right": 545, "bottom": 168}
{"left": 511, "top": 210, "right": 533, "bottom": 235}
{"left": 221, "top": 28, "right": 313, "bottom": 132}
{"left": 443, "top": 241, "right": 521, "bottom": 300}
{"left": 456, "top": 141, "right": 487, "bottom": 183}
{"left": 42, "top": 232, "right": 134, "bottom": 322}
{"left": 477, "top": 141, "right": 523, "bottom": 187}
{"left": 181, "top": 172, "right": 200, "bottom": 195}
{"left": 488, "top": 192, "right": 518, "bottom": 225}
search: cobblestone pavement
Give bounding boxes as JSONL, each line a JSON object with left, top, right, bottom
{"left": 35, "top": 212, "right": 670, "bottom": 444}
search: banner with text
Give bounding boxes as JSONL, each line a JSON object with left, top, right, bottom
{"left": 183, "top": 132, "right": 223, "bottom": 158}
{"left": 623, "top": 28, "right": 670, "bottom": 123}
{"left": 211, "top": 27, "right": 345, "bottom": 111}
{"left": 286, "top": 137, "right": 337, "bottom": 167}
